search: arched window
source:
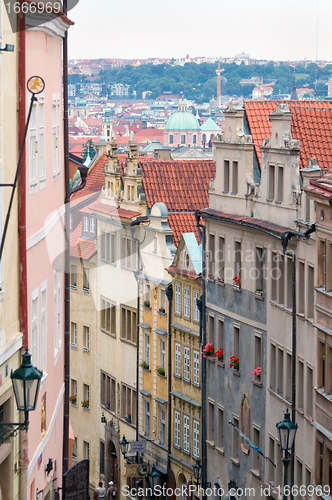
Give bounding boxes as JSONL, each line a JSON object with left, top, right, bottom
{"left": 169, "top": 135, "right": 173, "bottom": 144}
{"left": 181, "top": 135, "right": 186, "bottom": 144}
{"left": 202, "top": 133, "right": 206, "bottom": 142}
{"left": 107, "top": 129, "right": 110, "bottom": 137}
{"left": 193, "top": 135, "right": 197, "bottom": 144}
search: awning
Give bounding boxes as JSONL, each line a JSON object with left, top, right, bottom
{"left": 139, "top": 323, "right": 151, "bottom": 330}
{"left": 154, "top": 397, "right": 167, "bottom": 404}
{"left": 139, "top": 389, "right": 151, "bottom": 397}
{"left": 155, "top": 328, "right": 167, "bottom": 336}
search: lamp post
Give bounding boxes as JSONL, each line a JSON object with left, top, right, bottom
{"left": 120, "top": 434, "right": 130, "bottom": 460}
{"left": 148, "top": 465, "right": 161, "bottom": 500}
{"left": 193, "top": 459, "right": 202, "bottom": 484}
{"left": 276, "top": 409, "right": 298, "bottom": 500}
{"left": 0, "top": 348, "right": 42, "bottom": 444}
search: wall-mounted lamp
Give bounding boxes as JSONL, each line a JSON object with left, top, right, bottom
{"left": 0, "top": 44, "right": 14, "bottom": 52}
{"left": 45, "top": 458, "right": 53, "bottom": 476}
{"left": 101, "top": 412, "right": 107, "bottom": 424}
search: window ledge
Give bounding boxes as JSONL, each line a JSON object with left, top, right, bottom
{"left": 233, "top": 286, "right": 242, "bottom": 292}
{"left": 157, "top": 372, "right": 166, "bottom": 378}
{"left": 250, "top": 469, "right": 261, "bottom": 479}
{"left": 216, "top": 278, "right": 225, "bottom": 286}
{"left": 230, "top": 457, "right": 239, "bottom": 466}
{"left": 157, "top": 310, "right": 166, "bottom": 315}
{"left": 70, "top": 343, "right": 77, "bottom": 349}
{"left": 252, "top": 379, "right": 262, "bottom": 387}
{"left": 183, "top": 378, "right": 191, "bottom": 384}
{"left": 206, "top": 440, "right": 215, "bottom": 448}
{"left": 204, "top": 356, "right": 215, "bottom": 363}
{"left": 215, "top": 446, "right": 224, "bottom": 456}
{"left": 101, "top": 329, "right": 116, "bottom": 338}
{"left": 120, "top": 337, "right": 137, "bottom": 347}
{"left": 216, "top": 360, "right": 225, "bottom": 367}
{"left": 83, "top": 347, "right": 90, "bottom": 353}
{"left": 82, "top": 407, "right": 90, "bottom": 412}
{"left": 266, "top": 198, "right": 273, "bottom": 203}
{"left": 231, "top": 368, "right": 240, "bottom": 376}
{"left": 82, "top": 288, "right": 90, "bottom": 294}
{"left": 70, "top": 286, "right": 77, "bottom": 292}
{"left": 254, "top": 291, "right": 264, "bottom": 300}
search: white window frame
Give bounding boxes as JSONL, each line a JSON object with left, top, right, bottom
{"left": 54, "top": 266, "right": 62, "bottom": 360}
{"left": 193, "top": 290, "right": 199, "bottom": 322}
{"left": 40, "top": 281, "right": 47, "bottom": 376}
{"left": 121, "top": 235, "right": 137, "bottom": 270}
{"left": 71, "top": 322, "right": 77, "bottom": 347}
{"left": 39, "top": 93, "right": 46, "bottom": 186}
{"left": 160, "top": 407, "right": 166, "bottom": 445}
{"left": 184, "top": 287, "right": 190, "bottom": 318}
{"left": 146, "top": 334, "right": 150, "bottom": 367}
{"left": 90, "top": 217, "right": 95, "bottom": 233}
{"left": 184, "top": 346, "right": 190, "bottom": 381}
{"left": 29, "top": 100, "right": 38, "bottom": 191}
{"left": 83, "top": 326, "right": 90, "bottom": 352}
{"left": 145, "top": 400, "right": 150, "bottom": 437}
{"left": 175, "top": 343, "right": 181, "bottom": 377}
{"left": 174, "top": 410, "right": 180, "bottom": 447}
{"left": 52, "top": 93, "right": 61, "bottom": 178}
{"left": 83, "top": 216, "right": 89, "bottom": 232}
{"left": 175, "top": 284, "right": 181, "bottom": 314}
{"left": 31, "top": 287, "right": 39, "bottom": 368}
{"left": 193, "top": 420, "right": 200, "bottom": 458}
{"left": 193, "top": 350, "right": 200, "bottom": 385}
{"left": 160, "top": 339, "right": 166, "bottom": 369}
{"left": 183, "top": 415, "right": 190, "bottom": 453}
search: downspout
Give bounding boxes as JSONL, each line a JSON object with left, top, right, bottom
{"left": 18, "top": 12, "right": 29, "bottom": 500}
{"left": 165, "top": 284, "right": 173, "bottom": 470}
{"left": 195, "top": 212, "right": 206, "bottom": 500}
{"left": 280, "top": 224, "right": 315, "bottom": 500}
{"left": 63, "top": 0, "right": 70, "bottom": 476}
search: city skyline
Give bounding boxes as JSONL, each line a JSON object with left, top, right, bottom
{"left": 68, "top": 0, "right": 332, "bottom": 62}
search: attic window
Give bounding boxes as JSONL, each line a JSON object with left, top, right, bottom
{"left": 185, "top": 253, "right": 190, "bottom": 269}
{"left": 320, "top": 210, "right": 324, "bottom": 221}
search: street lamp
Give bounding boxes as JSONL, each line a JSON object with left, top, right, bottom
{"left": 101, "top": 412, "right": 107, "bottom": 424}
{"left": 0, "top": 348, "right": 42, "bottom": 444}
{"left": 148, "top": 465, "right": 161, "bottom": 489}
{"left": 193, "top": 459, "right": 202, "bottom": 484}
{"left": 120, "top": 435, "right": 129, "bottom": 459}
{"left": 276, "top": 409, "right": 298, "bottom": 500}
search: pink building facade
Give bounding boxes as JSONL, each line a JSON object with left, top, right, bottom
{"left": 23, "top": 13, "right": 72, "bottom": 500}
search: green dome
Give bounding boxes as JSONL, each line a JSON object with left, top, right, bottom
{"left": 76, "top": 87, "right": 87, "bottom": 108}
{"left": 165, "top": 110, "right": 200, "bottom": 131}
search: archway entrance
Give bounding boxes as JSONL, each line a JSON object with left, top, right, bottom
{"left": 106, "top": 440, "right": 118, "bottom": 490}
{"left": 177, "top": 473, "right": 187, "bottom": 500}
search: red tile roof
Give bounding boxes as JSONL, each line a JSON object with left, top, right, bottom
{"left": 244, "top": 100, "right": 332, "bottom": 171}
{"left": 200, "top": 208, "right": 291, "bottom": 236}
{"left": 70, "top": 221, "right": 96, "bottom": 260}
{"left": 168, "top": 212, "right": 202, "bottom": 247}
{"left": 82, "top": 198, "right": 141, "bottom": 219}
{"left": 165, "top": 265, "right": 201, "bottom": 279}
{"left": 71, "top": 153, "right": 107, "bottom": 201}
{"left": 305, "top": 171, "right": 332, "bottom": 197}
{"left": 140, "top": 160, "right": 215, "bottom": 211}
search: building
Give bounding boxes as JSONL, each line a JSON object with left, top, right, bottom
{"left": 0, "top": 9, "right": 21, "bottom": 500}
{"left": 166, "top": 233, "right": 202, "bottom": 495}
{"left": 164, "top": 100, "right": 201, "bottom": 148}
{"left": 200, "top": 100, "right": 332, "bottom": 497}
{"left": 111, "top": 84, "right": 130, "bottom": 96}
{"left": 24, "top": 10, "right": 72, "bottom": 499}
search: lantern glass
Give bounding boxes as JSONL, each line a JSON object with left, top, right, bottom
{"left": 120, "top": 435, "right": 129, "bottom": 456}
{"left": 193, "top": 459, "right": 202, "bottom": 481}
{"left": 11, "top": 349, "right": 42, "bottom": 413}
{"left": 148, "top": 466, "right": 161, "bottom": 489}
{"left": 276, "top": 409, "right": 298, "bottom": 451}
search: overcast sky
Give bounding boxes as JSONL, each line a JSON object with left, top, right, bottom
{"left": 68, "top": 0, "right": 332, "bottom": 62}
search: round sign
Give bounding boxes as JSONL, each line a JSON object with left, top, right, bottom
{"left": 27, "top": 76, "right": 45, "bottom": 95}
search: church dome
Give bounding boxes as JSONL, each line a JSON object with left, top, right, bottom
{"left": 76, "top": 87, "right": 87, "bottom": 108}
{"left": 165, "top": 99, "right": 200, "bottom": 131}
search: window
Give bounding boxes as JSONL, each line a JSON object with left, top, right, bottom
{"left": 193, "top": 290, "right": 199, "bottom": 321}
{"left": 100, "top": 441, "right": 105, "bottom": 476}
{"left": 121, "top": 235, "right": 137, "bottom": 270}
{"left": 120, "top": 306, "right": 137, "bottom": 343}
{"left": 175, "top": 343, "right": 181, "bottom": 376}
{"left": 318, "top": 341, "right": 325, "bottom": 389}
{"left": 277, "top": 348, "right": 283, "bottom": 397}
{"left": 285, "top": 352, "right": 292, "bottom": 402}
{"left": 100, "top": 298, "right": 116, "bottom": 335}
{"left": 184, "top": 347, "right": 190, "bottom": 381}
{"left": 83, "top": 216, "right": 88, "bottom": 232}
{"left": 318, "top": 240, "right": 326, "bottom": 288}
{"left": 306, "top": 365, "right": 313, "bottom": 418}
{"left": 101, "top": 232, "right": 116, "bottom": 263}
{"left": 233, "top": 325, "right": 240, "bottom": 361}
{"left": 145, "top": 400, "right": 150, "bottom": 437}
{"left": 71, "top": 379, "right": 77, "bottom": 400}
{"left": 83, "top": 326, "right": 90, "bottom": 352}
{"left": 169, "top": 135, "right": 173, "bottom": 144}
{"left": 174, "top": 410, "right": 180, "bottom": 447}
{"left": 73, "top": 437, "right": 77, "bottom": 463}
{"left": 224, "top": 160, "right": 229, "bottom": 192}
{"left": 232, "top": 415, "right": 239, "bottom": 461}
{"left": 90, "top": 217, "right": 96, "bottom": 233}
{"left": 40, "top": 284, "right": 47, "bottom": 374}
{"left": 271, "top": 251, "right": 278, "bottom": 301}
{"left": 254, "top": 334, "right": 262, "bottom": 381}
{"left": 268, "top": 164, "right": 275, "bottom": 199}
{"left": 298, "top": 359, "right": 304, "bottom": 411}
{"left": 255, "top": 247, "right": 265, "bottom": 293}
{"left": 83, "top": 267, "right": 89, "bottom": 292}
{"left": 298, "top": 261, "right": 305, "bottom": 314}
{"left": 217, "top": 407, "right": 224, "bottom": 451}
{"left": 270, "top": 343, "right": 276, "bottom": 391}
{"left": 208, "top": 401, "right": 215, "bottom": 444}
{"left": 70, "top": 264, "right": 77, "bottom": 288}
{"left": 307, "top": 265, "right": 314, "bottom": 319}
{"left": 286, "top": 256, "right": 292, "bottom": 308}
{"left": 101, "top": 371, "right": 116, "bottom": 412}
{"left": 278, "top": 255, "right": 285, "bottom": 305}
{"left": 208, "top": 234, "right": 215, "bottom": 278}
{"left": 83, "top": 441, "right": 89, "bottom": 460}
{"left": 208, "top": 315, "right": 215, "bottom": 345}
{"left": 232, "top": 161, "right": 238, "bottom": 194}
{"left": 193, "top": 134, "right": 197, "bottom": 144}
{"left": 277, "top": 166, "right": 284, "bottom": 202}
{"left": 39, "top": 95, "right": 45, "bottom": 181}
{"left": 175, "top": 284, "right": 181, "bottom": 314}
{"left": 296, "top": 458, "right": 303, "bottom": 487}
{"left": 29, "top": 101, "right": 38, "bottom": 187}
{"left": 218, "top": 318, "right": 224, "bottom": 353}
{"left": 121, "top": 384, "right": 136, "bottom": 424}
{"left": 234, "top": 241, "right": 241, "bottom": 283}
{"left": 52, "top": 94, "right": 60, "bottom": 176}
{"left": 252, "top": 427, "right": 260, "bottom": 473}
{"left": 145, "top": 334, "right": 150, "bottom": 367}
{"left": 160, "top": 408, "right": 166, "bottom": 445}
{"left": 160, "top": 288, "right": 166, "bottom": 311}
{"left": 193, "top": 350, "right": 200, "bottom": 385}
{"left": 217, "top": 236, "right": 225, "bottom": 282}
{"left": 160, "top": 339, "right": 166, "bottom": 371}
{"left": 83, "top": 383, "right": 89, "bottom": 403}
{"left": 32, "top": 290, "right": 39, "bottom": 367}
{"left": 184, "top": 287, "right": 190, "bottom": 318}
{"left": 181, "top": 134, "right": 185, "bottom": 144}
{"left": 193, "top": 420, "right": 199, "bottom": 458}
{"left": 268, "top": 437, "right": 275, "bottom": 485}
{"left": 183, "top": 415, "right": 189, "bottom": 453}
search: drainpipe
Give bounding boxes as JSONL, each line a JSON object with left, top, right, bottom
{"left": 195, "top": 212, "right": 206, "bottom": 500}
{"left": 63, "top": 0, "right": 70, "bottom": 476}
{"left": 18, "top": 11, "right": 29, "bottom": 500}
{"left": 165, "top": 284, "right": 173, "bottom": 470}
{"left": 280, "top": 224, "right": 315, "bottom": 500}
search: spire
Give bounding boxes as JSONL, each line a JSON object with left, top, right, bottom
{"left": 291, "top": 73, "right": 298, "bottom": 100}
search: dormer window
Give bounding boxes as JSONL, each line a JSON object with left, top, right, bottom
{"left": 83, "top": 216, "right": 88, "bottom": 232}
{"left": 90, "top": 217, "right": 95, "bottom": 233}
{"left": 185, "top": 253, "right": 190, "bottom": 269}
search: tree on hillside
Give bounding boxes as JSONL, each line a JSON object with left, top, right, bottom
{"left": 82, "top": 139, "right": 96, "bottom": 162}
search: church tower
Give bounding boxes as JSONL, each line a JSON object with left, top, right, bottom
{"left": 102, "top": 107, "right": 113, "bottom": 142}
